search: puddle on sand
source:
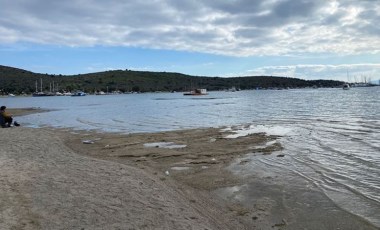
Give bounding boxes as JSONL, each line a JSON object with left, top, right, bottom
{"left": 143, "top": 142, "right": 187, "bottom": 149}
{"left": 171, "top": 166, "right": 191, "bottom": 171}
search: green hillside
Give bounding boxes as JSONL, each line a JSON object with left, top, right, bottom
{"left": 0, "top": 65, "right": 344, "bottom": 95}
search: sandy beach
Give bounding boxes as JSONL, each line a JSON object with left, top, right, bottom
{"left": 1, "top": 109, "right": 377, "bottom": 230}
{"left": 1, "top": 127, "right": 237, "bottom": 229}
{"left": 0, "top": 126, "right": 278, "bottom": 229}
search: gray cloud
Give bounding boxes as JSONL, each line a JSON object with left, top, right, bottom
{"left": 0, "top": 0, "right": 380, "bottom": 56}
{"left": 273, "top": 0, "right": 317, "bottom": 18}
{"left": 204, "top": 0, "right": 266, "bottom": 14}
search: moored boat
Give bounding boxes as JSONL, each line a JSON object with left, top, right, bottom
{"left": 183, "top": 88, "right": 208, "bottom": 96}
{"left": 71, "top": 91, "right": 86, "bottom": 96}
{"left": 32, "top": 92, "right": 55, "bottom": 97}
{"left": 343, "top": 83, "right": 350, "bottom": 90}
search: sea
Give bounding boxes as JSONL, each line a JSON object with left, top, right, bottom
{"left": 2, "top": 87, "right": 379, "bottom": 228}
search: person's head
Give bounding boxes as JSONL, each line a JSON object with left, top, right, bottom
{"left": 0, "top": 106, "right": 5, "bottom": 111}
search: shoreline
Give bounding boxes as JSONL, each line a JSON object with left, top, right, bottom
{"left": 58, "top": 126, "right": 378, "bottom": 230}
{"left": 1, "top": 126, "right": 279, "bottom": 229}
{"left": 1, "top": 108, "right": 378, "bottom": 229}
{"left": 58, "top": 126, "right": 283, "bottom": 229}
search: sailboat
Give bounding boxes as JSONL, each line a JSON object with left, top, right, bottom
{"left": 343, "top": 83, "right": 350, "bottom": 90}
{"left": 342, "top": 70, "right": 351, "bottom": 90}
{"left": 32, "top": 79, "right": 55, "bottom": 96}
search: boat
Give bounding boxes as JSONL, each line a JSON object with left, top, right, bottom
{"left": 183, "top": 88, "right": 208, "bottom": 96}
{"left": 343, "top": 83, "right": 350, "bottom": 90}
{"left": 343, "top": 70, "right": 351, "bottom": 90}
{"left": 32, "top": 91, "right": 55, "bottom": 97}
{"left": 71, "top": 91, "right": 86, "bottom": 96}
{"left": 33, "top": 92, "right": 47, "bottom": 97}
{"left": 225, "top": 86, "right": 237, "bottom": 92}
{"left": 63, "top": 92, "right": 72, "bottom": 96}
{"left": 32, "top": 79, "right": 55, "bottom": 97}
{"left": 95, "top": 91, "right": 106, "bottom": 95}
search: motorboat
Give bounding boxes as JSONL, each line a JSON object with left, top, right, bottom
{"left": 183, "top": 88, "right": 208, "bottom": 96}
{"left": 71, "top": 91, "right": 86, "bottom": 96}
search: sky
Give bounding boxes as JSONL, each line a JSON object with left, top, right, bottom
{"left": 0, "top": 0, "right": 380, "bottom": 82}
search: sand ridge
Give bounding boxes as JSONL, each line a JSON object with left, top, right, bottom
{"left": 1, "top": 127, "right": 241, "bottom": 229}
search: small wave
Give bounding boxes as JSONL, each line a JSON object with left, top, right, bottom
{"left": 224, "top": 124, "right": 293, "bottom": 138}
{"left": 189, "top": 97, "right": 218, "bottom": 100}
{"left": 320, "top": 172, "right": 380, "bottom": 203}
{"left": 111, "top": 119, "right": 125, "bottom": 123}
{"left": 154, "top": 98, "right": 184, "bottom": 101}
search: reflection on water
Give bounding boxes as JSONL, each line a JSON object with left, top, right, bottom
{"left": 5, "top": 87, "right": 379, "bottom": 133}
{"left": 2, "top": 87, "right": 379, "bottom": 227}
{"left": 225, "top": 118, "right": 380, "bottom": 228}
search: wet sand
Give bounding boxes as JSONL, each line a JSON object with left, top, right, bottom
{"left": 59, "top": 126, "right": 285, "bottom": 229}
{"left": 1, "top": 108, "right": 377, "bottom": 229}
{"left": 6, "top": 107, "right": 47, "bottom": 116}
{"left": 60, "top": 127, "right": 378, "bottom": 230}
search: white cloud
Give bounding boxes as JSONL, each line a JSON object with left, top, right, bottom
{"left": 0, "top": 0, "right": 380, "bottom": 56}
{"left": 243, "top": 63, "right": 380, "bottom": 81}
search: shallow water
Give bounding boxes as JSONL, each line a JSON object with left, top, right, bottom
{"left": 223, "top": 119, "right": 380, "bottom": 228}
{"left": 2, "top": 86, "right": 379, "bottom": 226}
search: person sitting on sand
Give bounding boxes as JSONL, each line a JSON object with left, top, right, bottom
{"left": 1, "top": 106, "right": 14, "bottom": 128}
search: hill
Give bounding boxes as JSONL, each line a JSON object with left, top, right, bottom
{"left": 0, "top": 65, "right": 344, "bottom": 94}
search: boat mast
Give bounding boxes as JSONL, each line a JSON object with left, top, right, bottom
{"left": 40, "top": 78, "right": 43, "bottom": 92}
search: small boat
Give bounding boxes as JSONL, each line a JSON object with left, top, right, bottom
{"left": 32, "top": 78, "right": 55, "bottom": 96}
{"left": 32, "top": 92, "right": 55, "bottom": 97}
{"left": 343, "top": 83, "right": 350, "bottom": 90}
{"left": 8, "top": 94, "right": 15, "bottom": 97}
{"left": 95, "top": 91, "right": 107, "bottom": 95}
{"left": 71, "top": 91, "right": 86, "bottom": 96}
{"left": 225, "top": 86, "right": 237, "bottom": 92}
{"left": 183, "top": 88, "right": 208, "bottom": 96}
{"left": 63, "top": 92, "right": 72, "bottom": 96}
{"left": 32, "top": 92, "right": 47, "bottom": 97}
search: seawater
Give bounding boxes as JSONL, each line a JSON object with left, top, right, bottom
{"left": 2, "top": 87, "right": 379, "bottom": 227}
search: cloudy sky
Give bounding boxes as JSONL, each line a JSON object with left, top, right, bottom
{"left": 1, "top": 0, "right": 379, "bottom": 82}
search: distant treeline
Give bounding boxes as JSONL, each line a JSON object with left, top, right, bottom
{"left": 0, "top": 65, "right": 344, "bottom": 94}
